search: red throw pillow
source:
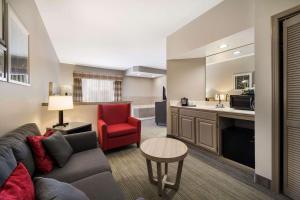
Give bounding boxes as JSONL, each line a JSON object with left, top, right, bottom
{"left": 27, "top": 134, "right": 54, "bottom": 174}
{"left": 44, "top": 129, "right": 54, "bottom": 137}
{"left": 0, "top": 163, "right": 35, "bottom": 200}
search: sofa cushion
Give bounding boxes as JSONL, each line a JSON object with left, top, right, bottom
{"left": 107, "top": 123, "right": 137, "bottom": 138}
{"left": 42, "top": 132, "right": 73, "bottom": 167}
{"left": 0, "top": 163, "right": 35, "bottom": 200}
{"left": 6, "top": 123, "right": 41, "bottom": 138}
{"left": 27, "top": 136, "right": 54, "bottom": 174}
{"left": 0, "top": 123, "right": 41, "bottom": 176}
{"left": 72, "top": 172, "right": 124, "bottom": 200}
{"left": 35, "top": 177, "right": 89, "bottom": 200}
{"left": 99, "top": 104, "right": 130, "bottom": 125}
{"left": 36, "top": 148, "right": 111, "bottom": 183}
{"left": 0, "top": 147, "right": 17, "bottom": 187}
{"left": 0, "top": 136, "right": 35, "bottom": 176}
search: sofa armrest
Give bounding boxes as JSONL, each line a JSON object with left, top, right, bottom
{"left": 128, "top": 117, "right": 141, "bottom": 127}
{"left": 64, "top": 131, "right": 98, "bottom": 153}
{"left": 97, "top": 120, "right": 108, "bottom": 149}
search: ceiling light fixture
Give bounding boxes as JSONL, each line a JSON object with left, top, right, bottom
{"left": 233, "top": 51, "right": 241, "bottom": 55}
{"left": 219, "top": 44, "right": 227, "bottom": 49}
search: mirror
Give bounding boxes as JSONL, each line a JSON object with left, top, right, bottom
{"left": 206, "top": 44, "right": 255, "bottom": 101}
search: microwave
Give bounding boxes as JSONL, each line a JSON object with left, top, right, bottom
{"left": 230, "top": 95, "right": 255, "bottom": 111}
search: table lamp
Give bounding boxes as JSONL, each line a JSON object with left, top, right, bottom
{"left": 48, "top": 96, "right": 73, "bottom": 128}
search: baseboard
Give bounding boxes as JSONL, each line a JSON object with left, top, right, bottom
{"left": 254, "top": 174, "right": 271, "bottom": 189}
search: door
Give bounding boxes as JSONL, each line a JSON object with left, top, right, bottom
{"left": 179, "top": 115, "right": 195, "bottom": 143}
{"left": 195, "top": 118, "right": 217, "bottom": 153}
{"left": 283, "top": 13, "right": 300, "bottom": 200}
{"left": 171, "top": 112, "right": 179, "bottom": 137}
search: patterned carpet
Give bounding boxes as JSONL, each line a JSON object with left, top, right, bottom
{"left": 105, "top": 120, "right": 286, "bottom": 200}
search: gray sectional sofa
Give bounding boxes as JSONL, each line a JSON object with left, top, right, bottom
{"left": 0, "top": 123, "right": 124, "bottom": 200}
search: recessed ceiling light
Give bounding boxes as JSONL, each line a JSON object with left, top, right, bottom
{"left": 219, "top": 44, "right": 227, "bottom": 49}
{"left": 233, "top": 51, "right": 241, "bottom": 55}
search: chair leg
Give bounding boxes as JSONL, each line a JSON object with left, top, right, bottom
{"left": 137, "top": 142, "right": 140, "bottom": 148}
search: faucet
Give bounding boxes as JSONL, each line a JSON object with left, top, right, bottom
{"left": 216, "top": 94, "right": 224, "bottom": 108}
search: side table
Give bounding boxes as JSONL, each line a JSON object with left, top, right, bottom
{"left": 47, "top": 122, "right": 92, "bottom": 134}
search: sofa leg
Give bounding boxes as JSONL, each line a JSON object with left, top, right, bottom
{"left": 137, "top": 142, "right": 140, "bottom": 148}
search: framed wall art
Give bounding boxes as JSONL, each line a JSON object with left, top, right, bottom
{"left": 233, "top": 72, "right": 252, "bottom": 90}
{"left": 7, "top": 4, "right": 30, "bottom": 85}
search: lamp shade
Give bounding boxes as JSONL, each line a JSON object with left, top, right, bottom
{"left": 48, "top": 96, "right": 73, "bottom": 111}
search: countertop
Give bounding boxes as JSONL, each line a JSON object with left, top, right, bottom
{"left": 171, "top": 105, "right": 255, "bottom": 116}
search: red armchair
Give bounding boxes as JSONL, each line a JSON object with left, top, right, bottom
{"left": 97, "top": 103, "right": 141, "bottom": 151}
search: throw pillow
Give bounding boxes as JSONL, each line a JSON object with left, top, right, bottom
{"left": 0, "top": 163, "right": 35, "bottom": 200}
{"left": 27, "top": 135, "right": 54, "bottom": 174}
{"left": 34, "top": 177, "right": 89, "bottom": 200}
{"left": 0, "top": 147, "right": 17, "bottom": 187}
{"left": 42, "top": 132, "right": 73, "bottom": 167}
{"left": 44, "top": 130, "right": 54, "bottom": 137}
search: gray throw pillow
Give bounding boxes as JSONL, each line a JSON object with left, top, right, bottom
{"left": 0, "top": 146, "right": 17, "bottom": 187}
{"left": 42, "top": 132, "right": 73, "bottom": 167}
{"left": 34, "top": 177, "right": 89, "bottom": 200}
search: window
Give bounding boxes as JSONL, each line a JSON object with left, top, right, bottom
{"left": 81, "top": 78, "right": 115, "bottom": 102}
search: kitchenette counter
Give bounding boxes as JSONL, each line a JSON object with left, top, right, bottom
{"left": 170, "top": 104, "right": 255, "bottom": 116}
{"left": 169, "top": 101, "right": 255, "bottom": 169}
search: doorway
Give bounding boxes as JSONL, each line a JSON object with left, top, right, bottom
{"left": 272, "top": 5, "right": 300, "bottom": 199}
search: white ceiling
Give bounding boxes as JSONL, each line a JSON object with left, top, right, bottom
{"left": 34, "top": 0, "right": 222, "bottom": 70}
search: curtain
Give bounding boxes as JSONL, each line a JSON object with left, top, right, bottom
{"left": 114, "top": 81, "right": 122, "bottom": 101}
{"left": 73, "top": 71, "right": 122, "bottom": 103}
{"left": 73, "top": 77, "right": 82, "bottom": 102}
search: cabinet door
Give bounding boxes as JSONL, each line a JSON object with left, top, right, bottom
{"left": 195, "top": 118, "right": 217, "bottom": 153}
{"left": 171, "top": 113, "right": 179, "bottom": 137}
{"left": 179, "top": 115, "right": 195, "bottom": 143}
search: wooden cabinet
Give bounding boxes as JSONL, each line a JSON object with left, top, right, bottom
{"left": 171, "top": 112, "right": 179, "bottom": 137}
{"left": 179, "top": 115, "right": 195, "bottom": 143}
{"left": 195, "top": 119, "right": 217, "bottom": 153}
{"left": 170, "top": 106, "right": 218, "bottom": 153}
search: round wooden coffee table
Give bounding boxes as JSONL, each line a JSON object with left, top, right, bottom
{"left": 140, "top": 138, "right": 188, "bottom": 196}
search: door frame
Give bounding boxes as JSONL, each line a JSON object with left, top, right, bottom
{"left": 271, "top": 5, "right": 300, "bottom": 193}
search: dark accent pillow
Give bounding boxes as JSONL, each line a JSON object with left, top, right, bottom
{"left": 0, "top": 163, "right": 35, "bottom": 200}
{"left": 0, "top": 147, "right": 17, "bottom": 187}
{"left": 34, "top": 177, "right": 89, "bottom": 200}
{"left": 42, "top": 132, "right": 73, "bottom": 167}
{"left": 27, "top": 135, "right": 54, "bottom": 174}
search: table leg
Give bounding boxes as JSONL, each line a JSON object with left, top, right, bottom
{"left": 146, "top": 159, "right": 155, "bottom": 184}
{"left": 174, "top": 160, "right": 184, "bottom": 190}
{"left": 164, "top": 163, "right": 168, "bottom": 175}
{"left": 157, "top": 162, "right": 163, "bottom": 196}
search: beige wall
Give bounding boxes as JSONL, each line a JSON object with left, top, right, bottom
{"left": 166, "top": 58, "right": 206, "bottom": 134}
{"left": 255, "top": 0, "right": 300, "bottom": 180}
{"left": 206, "top": 56, "right": 255, "bottom": 98}
{"left": 0, "top": 0, "right": 60, "bottom": 135}
{"left": 152, "top": 76, "right": 166, "bottom": 98}
{"left": 59, "top": 63, "right": 166, "bottom": 105}
{"left": 167, "top": 0, "right": 254, "bottom": 59}
{"left": 39, "top": 63, "right": 167, "bottom": 132}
